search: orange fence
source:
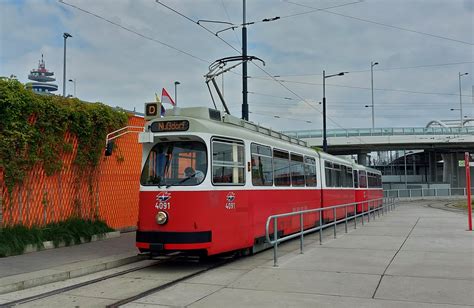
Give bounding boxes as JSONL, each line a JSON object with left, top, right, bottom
{"left": 0, "top": 115, "right": 145, "bottom": 230}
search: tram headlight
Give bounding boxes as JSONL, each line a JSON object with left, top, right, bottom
{"left": 156, "top": 211, "right": 168, "bottom": 225}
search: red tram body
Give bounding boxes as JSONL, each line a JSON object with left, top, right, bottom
{"left": 135, "top": 107, "right": 382, "bottom": 256}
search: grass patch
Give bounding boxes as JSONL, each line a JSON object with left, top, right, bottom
{"left": 0, "top": 218, "right": 113, "bottom": 257}
{"left": 453, "top": 200, "right": 474, "bottom": 210}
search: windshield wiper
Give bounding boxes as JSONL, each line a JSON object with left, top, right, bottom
{"left": 166, "top": 173, "right": 196, "bottom": 188}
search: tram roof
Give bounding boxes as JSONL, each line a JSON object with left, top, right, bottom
{"left": 143, "top": 107, "right": 374, "bottom": 171}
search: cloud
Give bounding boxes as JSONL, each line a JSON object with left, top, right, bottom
{"left": 0, "top": 0, "right": 472, "bottom": 131}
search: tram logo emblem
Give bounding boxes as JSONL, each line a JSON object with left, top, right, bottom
{"left": 225, "top": 192, "right": 236, "bottom": 210}
{"left": 156, "top": 192, "right": 171, "bottom": 210}
{"left": 157, "top": 192, "right": 171, "bottom": 202}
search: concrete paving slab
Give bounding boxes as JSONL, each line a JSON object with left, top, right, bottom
{"left": 0, "top": 260, "right": 158, "bottom": 302}
{"left": 121, "top": 263, "right": 206, "bottom": 281}
{"left": 273, "top": 247, "right": 394, "bottom": 275}
{"left": 229, "top": 267, "right": 380, "bottom": 298}
{"left": 402, "top": 235, "right": 474, "bottom": 253}
{"left": 386, "top": 250, "right": 474, "bottom": 280}
{"left": 344, "top": 226, "right": 411, "bottom": 237}
{"left": 222, "top": 256, "right": 270, "bottom": 270}
{"left": 322, "top": 234, "right": 405, "bottom": 251}
{"left": 375, "top": 275, "right": 474, "bottom": 306}
{"left": 188, "top": 288, "right": 472, "bottom": 308}
{"left": 416, "top": 218, "right": 467, "bottom": 230}
{"left": 132, "top": 282, "right": 222, "bottom": 307}
{"left": 410, "top": 227, "right": 474, "bottom": 237}
{"left": 65, "top": 276, "right": 171, "bottom": 300}
{"left": 122, "top": 303, "right": 171, "bottom": 308}
{"left": 186, "top": 268, "right": 249, "bottom": 286}
{"left": 15, "top": 293, "right": 116, "bottom": 308}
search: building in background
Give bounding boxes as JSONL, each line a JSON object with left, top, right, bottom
{"left": 25, "top": 55, "right": 58, "bottom": 95}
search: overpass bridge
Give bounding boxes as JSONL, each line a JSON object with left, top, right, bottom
{"left": 283, "top": 126, "right": 474, "bottom": 155}
{"left": 283, "top": 126, "right": 474, "bottom": 188}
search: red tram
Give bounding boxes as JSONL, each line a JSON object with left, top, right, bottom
{"left": 135, "top": 107, "right": 382, "bottom": 256}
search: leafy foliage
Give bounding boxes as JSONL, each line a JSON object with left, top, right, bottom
{"left": 0, "top": 218, "right": 114, "bottom": 257}
{"left": 0, "top": 79, "right": 128, "bottom": 192}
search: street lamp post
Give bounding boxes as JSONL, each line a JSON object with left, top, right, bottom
{"left": 458, "top": 72, "right": 469, "bottom": 127}
{"left": 62, "top": 33, "right": 72, "bottom": 97}
{"left": 68, "top": 79, "right": 76, "bottom": 97}
{"left": 174, "top": 81, "right": 180, "bottom": 106}
{"left": 322, "top": 70, "right": 346, "bottom": 152}
{"left": 370, "top": 61, "right": 378, "bottom": 129}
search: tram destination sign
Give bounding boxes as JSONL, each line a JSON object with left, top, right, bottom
{"left": 150, "top": 120, "right": 189, "bottom": 132}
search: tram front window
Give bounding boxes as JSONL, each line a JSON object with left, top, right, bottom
{"left": 140, "top": 141, "right": 207, "bottom": 186}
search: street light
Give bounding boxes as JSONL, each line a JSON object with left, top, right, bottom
{"left": 458, "top": 72, "right": 468, "bottom": 127}
{"left": 68, "top": 79, "right": 76, "bottom": 97}
{"left": 174, "top": 81, "right": 180, "bottom": 106}
{"left": 322, "top": 70, "right": 347, "bottom": 152}
{"left": 62, "top": 32, "right": 72, "bottom": 97}
{"left": 367, "top": 61, "right": 379, "bottom": 129}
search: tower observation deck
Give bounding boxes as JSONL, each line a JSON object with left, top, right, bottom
{"left": 25, "top": 55, "right": 58, "bottom": 94}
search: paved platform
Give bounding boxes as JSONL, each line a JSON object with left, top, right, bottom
{"left": 124, "top": 201, "right": 474, "bottom": 307}
{"left": 0, "top": 232, "right": 141, "bottom": 294}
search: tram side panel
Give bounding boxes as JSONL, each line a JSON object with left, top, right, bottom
{"left": 249, "top": 189, "right": 321, "bottom": 245}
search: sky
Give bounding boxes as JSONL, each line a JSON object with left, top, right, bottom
{"left": 1, "top": 0, "right": 473, "bottom": 132}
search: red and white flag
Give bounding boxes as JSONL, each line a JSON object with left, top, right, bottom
{"left": 161, "top": 88, "right": 175, "bottom": 106}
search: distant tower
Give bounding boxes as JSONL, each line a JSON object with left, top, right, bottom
{"left": 25, "top": 55, "right": 58, "bottom": 94}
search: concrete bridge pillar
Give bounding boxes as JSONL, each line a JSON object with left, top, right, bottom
{"left": 428, "top": 150, "right": 438, "bottom": 183}
{"left": 357, "top": 153, "right": 369, "bottom": 166}
{"left": 441, "top": 152, "right": 471, "bottom": 188}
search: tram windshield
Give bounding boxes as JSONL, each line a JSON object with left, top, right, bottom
{"left": 140, "top": 141, "right": 207, "bottom": 187}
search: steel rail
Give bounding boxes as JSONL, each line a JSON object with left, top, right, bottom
{"left": 0, "top": 254, "right": 181, "bottom": 307}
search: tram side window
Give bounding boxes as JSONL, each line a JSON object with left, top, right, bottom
{"left": 333, "top": 164, "right": 341, "bottom": 187}
{"left": 325, "top": 161, "right": 332, "bottom": 187}
{"left": 344, "top": 167, "right": 353, "bottom": 187}
{"left": 304, "top": 156, "right": 317, "bottom": 187}
{"left": 212, "top": 138, "right": 245, "bottom": 185}
{"left": 273, "top": 150, "right": 290, "bottom": 186}
{"left": 359, "top": 171, "right": 368, "bottom": 188}
{"left": 290, "top": 154, "right": 305, "bottom": 187}
{"left": 353, "top": 170, "right": 359, "bottom": 188}
{"left": 251, "top": 143, "right": 273, "bottom": 186}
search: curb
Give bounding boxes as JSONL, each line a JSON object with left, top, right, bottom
{"left": 22, "top": 231, "right": 121, "bottom": 255}
{"left": 0, "top": 253, "right": 146, "bottom": 295}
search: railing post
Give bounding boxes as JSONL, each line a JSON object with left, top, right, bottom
{"left": 319, "top": 210, "right": 323, "bottom": 245}
{"left": 273, "top": 218, "right": 278, "bottom": 267}
{"left": 300, "top": 213, "right": 304, "bottom": 254}
{"left": 354, "top": 204, "right": 357, "bottom": 229}
{"left": 368, "top": 200, "right": 371, "bottom": 222}
{"left": 344, "top": 205, "right": 348, "bottom": 233}
{"left": 333, "top": 207, "right": 337, "bottom": 238}
{"left": 362, "top": 204, "right": 365, "bottom": 225}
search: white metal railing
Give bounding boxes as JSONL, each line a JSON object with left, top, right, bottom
{"left": 265, "top": 197, "right": 397, "bottom": 267}
{"left": 384, "top": 187, "right": 473, "bottom": 199}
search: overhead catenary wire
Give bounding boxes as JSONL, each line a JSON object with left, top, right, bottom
{"left": 250, "top": 61, "right": 474, "bottom": 78}
{"left": 286, "top": 0, "right": 473, "bottom": 46}
{"left": 58, "top": 0, "right": 210, "bottom": 64}
{"left": 250, "top": 78, "right": 474, "bottom": 98}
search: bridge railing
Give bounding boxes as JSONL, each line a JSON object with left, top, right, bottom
{"left": 284, "top": 126, "right": 474, "bottom": 139}
{"left": 384, "top": 187, "right": 473, "bottom": 199}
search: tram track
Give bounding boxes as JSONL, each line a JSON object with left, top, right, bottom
{"left": 0, "top": 254, "right": 181, "bottom": 308}
{"left": 106, "top": 255, "right": 235, "bottom": 308}
{"left": 1, "top": 252, "right": 237, "bottom": 308}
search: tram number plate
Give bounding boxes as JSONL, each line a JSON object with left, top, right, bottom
{"left": 155, "top": 202, "right": 171, "bottom": 210}
{"left": 225, "top": 203, "right": 236, "bottom": 210}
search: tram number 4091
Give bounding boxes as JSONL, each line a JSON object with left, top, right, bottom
{"left": 155, "top": 202, "right": 171, "bottom": 210}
